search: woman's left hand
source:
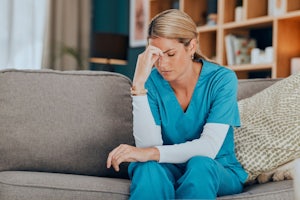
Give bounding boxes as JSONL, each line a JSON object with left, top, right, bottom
{"left": 106, "top": 144, "right": 160, "bottom": 172}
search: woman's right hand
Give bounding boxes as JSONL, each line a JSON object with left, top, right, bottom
{"left": 132, "top": 45, "right": 163, "bottom": 90}
{"left": 106, "top": 144, "right": 160, "bottom": 172}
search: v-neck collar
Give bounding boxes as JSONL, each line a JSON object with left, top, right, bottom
{"left": 163, "top": 59, "right": 206, "bottom": 115}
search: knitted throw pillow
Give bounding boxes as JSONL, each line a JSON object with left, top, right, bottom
{"left": 234, "top": 73, "right": 300, "bottom": 183}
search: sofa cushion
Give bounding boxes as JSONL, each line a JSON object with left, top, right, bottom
{"left": 0, "top": 171, "right": 130, "bottom": 200}
{"left": 234, "top": 73, "right": 300, "bottom": 182}
{"left": 0, "top": 69, "right": 134, "bottom": 179}
{"left": 0, "top": 171, "right": 293, "bottom": 200}
{"left": 219, "top": 180, "right": 294, "bottom": 200}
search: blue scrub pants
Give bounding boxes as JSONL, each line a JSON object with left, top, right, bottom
{"left": 128, "top": 156, "right": 243, "bottom": 200}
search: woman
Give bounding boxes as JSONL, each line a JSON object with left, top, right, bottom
{"left": 107, "top": 9, "right": 248, "bottom": 199}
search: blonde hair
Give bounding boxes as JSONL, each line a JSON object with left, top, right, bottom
{"left": 148, "top": 9, "right": 208, "bottom": 61}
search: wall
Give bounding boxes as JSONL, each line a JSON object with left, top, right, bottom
{"left": 91, "top": 0, "right": 145, "bottom": 80}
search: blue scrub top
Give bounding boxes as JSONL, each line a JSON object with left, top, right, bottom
{"left": 145, "top": 59, "right": 248, "bottom": 183}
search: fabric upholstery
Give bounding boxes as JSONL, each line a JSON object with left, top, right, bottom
{"left": 0, "top": 69, "right": 294, "bottom": 200}
{"left": 235, "top": 73, "right": 300, "bottom": 182}
{"left": 0, "top": 171, "right": 293, "bottom": 200}
{"left": 0, "top": 69, "right": 134, "bottom": 179}
{"left": 219, "top": 180, "right": 294, "bottom": 200}
{"left": 237, "top": 78, "right": 280, "bottom": 100}
{"left": 0, "top": 171, "right": 130, "bottom": 200}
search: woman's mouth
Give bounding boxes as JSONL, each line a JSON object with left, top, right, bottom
{"left": 161, "top": 70, "right": 172, "bottom": 74}
{"left": 161, "top": 71, "right": 172, "bottom": 77}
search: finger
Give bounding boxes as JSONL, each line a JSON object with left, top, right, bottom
{"left": 146, "top": 45, "right": 163, "bottom": 57}
{"left": 106, "top": 145, "right": 124, "bottom": 168}
{"left": 112, "top": 146, "right": 129, "bottom": 163}
{"left": 151, "top": 54, "right": 160, "bottom": 64}
{"left": 107, "top": 152, "right": 116, "bottom": 169}
{"left": 106, "top": 156, "right": 111, "bottom": 169}
{"left": 112, "top": 161, "right": 120, "bottom": 172}
{"left": 148, "top": 47, "right": 163, "bottom": 57}
{"left": 148, "top": 45, "right": 163, "bottom": 53}
{"left": 111, "top": 152, "right": 126, "bottom": 172}
{"left": 111, "top": 146, "right": 133, "bottom": 171}
{"left": 111, "top": 152, "right": 135, "bottom": 172}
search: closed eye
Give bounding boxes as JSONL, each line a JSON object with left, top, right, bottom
{"left": 162, "top": 49, "right": 176, "bottom": 57}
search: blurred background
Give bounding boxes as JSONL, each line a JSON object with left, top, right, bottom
{"left": 1, "top": 0, "right": 299, "bottom": 80}
{"left": 0, "top": 0, "right": 138, "bottom": 79}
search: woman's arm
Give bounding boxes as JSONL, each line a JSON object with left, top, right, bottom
{"left": 133, "top": 96, "right": 229, "bottom": 163}
{"left": 156, "top": 123, "right": 229, "bottom": 163}
{"left": 106, "top": 45, "right": 164, "bottom": 172}
{"left": 106, "top": 95, "right": 161, "bottom": 172}
{"left": 107, "top": 95, "right": 229, "bottom": 171}
{"left": 132, "top": 95, "right": 163, "bottom": 147}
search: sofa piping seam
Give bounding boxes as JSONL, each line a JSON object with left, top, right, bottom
{"left": 0, "top": 181, "right": 129, "bottom": 196}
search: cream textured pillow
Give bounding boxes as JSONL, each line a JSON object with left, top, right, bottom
{"left": 234, "top": 73, "right": 300, "bottom": 183}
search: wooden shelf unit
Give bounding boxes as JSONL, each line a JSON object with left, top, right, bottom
{"left": 149, "top": 0, "right": 300, "bottom": 79}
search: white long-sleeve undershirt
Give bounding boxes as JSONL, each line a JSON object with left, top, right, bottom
{"left": 132, "top": 95, "right": 229, "bottom": 164}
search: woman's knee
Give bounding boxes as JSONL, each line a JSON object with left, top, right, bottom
{"left": 187, "top": 156, "right": 216, "bottom": 170}
{"left": 185, "top": 156, "right": 220, "bottom": 178}
{"left": 129, "top": 161, "right": 177, "bottom": 185}
{"left": 176, "top": 156, "right": 220, "bottom": 198}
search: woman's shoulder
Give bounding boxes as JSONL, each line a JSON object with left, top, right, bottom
{"left": 202, "top": 60, "right": 237, "bottom": 80}
{"left": 201, "top": 60, "right": 238, "bottom": 89}
{"left": 202, "top": 60, "right": 233, "bottom": 74}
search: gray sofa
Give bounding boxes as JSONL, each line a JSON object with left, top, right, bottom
{"left": 0, "top": 69, "right": 294, "bottom": 200}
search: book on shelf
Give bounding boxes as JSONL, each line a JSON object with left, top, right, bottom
{"left": 233, "top": 36, "right": 257, "bottom": 65}
{"left": 225, "top": 34, "right": 235, "bottom": 65}
{"left": 225, "top": 34, "right": 257, "bottom": 65}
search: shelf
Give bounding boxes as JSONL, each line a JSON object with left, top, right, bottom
{"left": 197, "top": 25, "right": 218, "bottom": 33}
{"left": 90, "top": 58, "right": 127, "bottom": 65}
{"left": 223, "top": 16, "right": 273, "bottom": 29}
{"left": 228, "top": 63, "right": 273, "bottom": 71}
{"left": 149, "top": 0, "right": 300, "bottom": 79}
{"left": 277, "top": 10, "right": 300, "bottom": 20}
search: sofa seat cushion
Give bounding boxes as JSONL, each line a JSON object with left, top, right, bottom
{"left": 0, "top": 171, "right": 130, "bottom": 200}
{"left": 0, "top": 171, "right": 293, "bottom": 200}
{"left": 218, "top": 180, "right": 294, "bottom": 200}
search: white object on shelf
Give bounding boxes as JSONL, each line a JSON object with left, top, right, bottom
{"left": 251, "top": 48, "right": 261, "bottom": 64}
{"left": 265, "top": 46, "right": 273, "bottom": 63}
{"left": 268, "top": 0, "right": 287, "bottom": 16}
{"left": 251, "top": 47, "right": 273, "bottom": 64}
{"left": 291, "top": 57, "right": 300, "bottom": 75}
{"left": 225, "top": 34, "right": 235, "bottom": 65}
{"left": 235, "top": 6, "right": 243, "bottom": 22}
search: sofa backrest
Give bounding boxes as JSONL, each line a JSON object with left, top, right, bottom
{"left": 0, "top": 69, "right": 134, "bottom": 179}
{"left": 0, "top": 69, "right": 280, "bottom": 179}
{"left": 237, "top": 78, "right": 280, "bottom": 100}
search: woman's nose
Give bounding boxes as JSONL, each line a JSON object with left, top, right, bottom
{"left": 157, "top": 55, "right": 167, "bottom": 67}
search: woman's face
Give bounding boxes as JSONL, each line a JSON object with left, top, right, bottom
{"left": 149, "top": 37, "right": 195, "bottom": 82}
